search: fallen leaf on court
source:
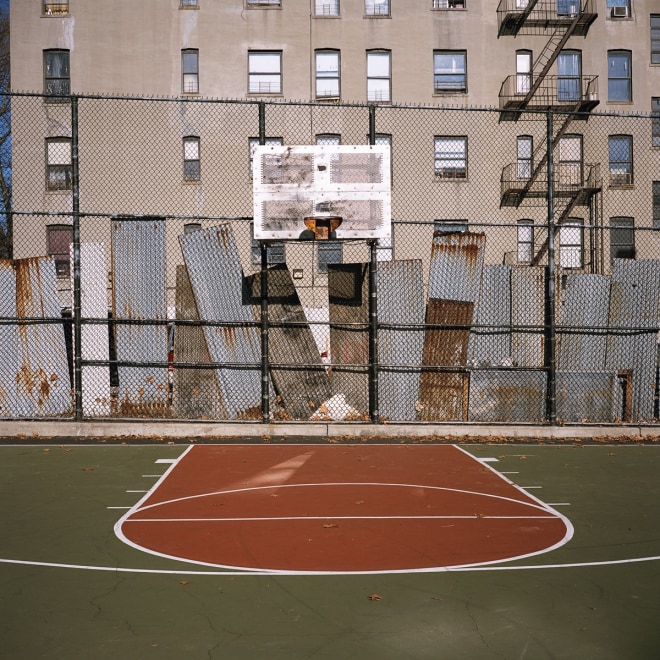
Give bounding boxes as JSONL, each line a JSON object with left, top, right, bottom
{"left": 368, "top": 594, "right": 382, "bottom": 601}
{"left": 519, "top": 455, "right": 528, "bottom": 460}
{"left": 322, "top": 523, "right": 339, "bottom": 528}
{"left": 476, "top": 513, "right": 485, "bottom": 518}
{"left": 42, "top": 448, "right": 50, "bottom": 453}
{"left": 355, "top": 500, "right": 364, "bottom": 505}
{"left": 82, "top": 466, "right": 95, "bottom": 471}
{"left": 180, "top": 580, "right": 190, "bottom": 586}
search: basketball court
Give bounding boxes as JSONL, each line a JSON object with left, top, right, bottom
{"left": 1, "top": 439, "right": 659, "bottom": 659}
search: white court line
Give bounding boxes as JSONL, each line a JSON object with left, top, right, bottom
{"left": 479, "top": 457, "right": 499, "bottom": 463}
{"left": 124, "top": 514, "right": 559, "bottom": 523}
{"left": 142, "top": 474, "right": 164, "bottom": 478}
{"left": 107, "top": 506, "right": 131, "bottom": 510}
{"left": 156, "top": 459, "right": 177, "bottom": 464}
{"left": 126, "top": 490, "right": 148, "bottom": 493}
{"left": 521, "top": 486, "right": 542, "bottom": 489}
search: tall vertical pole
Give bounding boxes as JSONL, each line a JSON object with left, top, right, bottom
{"left": 546, "top": 110, "right": 557, "bottom": 424}
{"left": 368, "top": 105, "right": 379, "bottom": 423}
{"left": 71, "top": 96, "right": 82, "bottom": 421}
{"left": 258, "top": 102, "right": 270, "bottom": 423}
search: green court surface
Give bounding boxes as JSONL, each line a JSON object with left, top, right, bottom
{"left": 1, "top": 441, "right": 659, "bottom": 659}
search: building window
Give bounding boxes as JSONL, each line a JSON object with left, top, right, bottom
{"left": 47, "top": 225, "right": 73, "bottom": 277}
{"left": 316, "top": 134, "right": 341, "bottom": 146}
{"left": 184, "top": 223, "right": 202, "bottom": 233}
{"left": 606, "top": 0, "right": 630, "bottom": 19}
{"left": 608, "top": 50, "right": 631, "bottom": 102}
{"left": 367, "top": 51, "right": 391, "bottom": 102}
{"left": 653, "top": 98, "right": 660, "bottom": 148}
{"left": 249, "top": 137, "right": 283, "bottom": 177}
{"left": 558, "top": 135, "right": 583, "bottom": 187}
{"left": 183, "top": 137, "right": 201, "bottom": 181}
{"left": 251, "top": 236, "right": 286, "bottom": 265}
{"left": 517, "top": 220, "right": 534, "bottom": 264}
{"left": 653, "top": 181, "right": 660, "bottom": 229}
{"left": 44, "top": 50, "right": 70, "bottom": 100}
{"left": 315, "top": 0, "right": 339, "bottom": 15}
{"left": 517, "top": 136, "right": 533, "bottom": 179}
{"left": 557, "top": 50, "right": 582, "bottom": 102}
{"left": 434, "top": 137, "right": 467, "bottom": 179}
{"left": 374, "top": 133, "right": 393, "bottom": 180}
{"left": 652, "top": 15, "right": 660, "bottom": 64}
{"left": 247, "top": 0, "right": 281, "bottom": 6}
{"left": 559, "top": 220, "right": 583, "bottom": 269}
{"left": 182, "top": 50, "right": 199, "bottom": 94}
{"left": 516, "top": 50, "right": 532, "bottom": 94}
{"left": 315, "top": 50, "right": 340, "bottom": 100}
{"left": 608, "top": 135, "right": 633, "bottom": 186}
{"left": 365, "top": 0, "right": 390, "bottom": 16}
{"left": 43, "top": 2, "right": 69, "bottom": 15}
{"left": 249, "top": 52, "right": 282, "bottom": 94}
{"left": 432, "top": 1, "right": 466, "bottom": 9}
{"left": 376, "top": 235, "right": 393, "bottom": 261}
{"left": 433, "top": 51, "right": 467, "bottom": 93}
{"left": 180, "top": 0, "right": 199, "bottom": 7}
{"left": 318, "top": 241, "right": 343, "bottom": 273}
{"left": 434, "top": 220, "right": 468, "bottom": 233}
{"left": 557, "top": 0, "right": 579, "bottom": 16}
{"left": 46, "top": 138, "right": 72, "bottom": 191}
{"left": 609, "top": 217, "right": 635, "bottom": 266}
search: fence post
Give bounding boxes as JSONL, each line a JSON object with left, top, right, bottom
{"left": 71, "top": 95, "right": 83, "bottom": 421}
{"left": 367, "top": 105, "right": 379, "bottom": 423}
{"left": 545, "top": 110, "right": 557, "bottom": 424}
{"left": 258, "top": 102, "right": 270, "bottom": 423}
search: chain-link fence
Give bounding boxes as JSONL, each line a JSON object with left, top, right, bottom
{"left": 2, "top": 92, "right": 660, "bottom": 424}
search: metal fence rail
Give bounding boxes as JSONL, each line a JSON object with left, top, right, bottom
{"left": 2, "top": 92, "right": 659, "bottom": 424}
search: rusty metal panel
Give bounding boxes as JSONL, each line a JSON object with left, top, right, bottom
{"left": 468, "top": 265, "right": 512, "bottom": 367}
{"left": 377, "top": 259, "right": 425, "bottom": 421}
{"left": 112, "top": 218, "right": 169, "bottom": 415}
{"left": 328, "top": 263, "right": 369, "bottom": 416}
{"left": 468, "top": 369, "right": 546, "bottom": 422}
{"left": 172, "top": 265, "right": 226, "bottom": 419}
{"left": 606, "top": 259, "right": 660, "bottom": 421}
{"left": 246, "top": 264, "right": 331, "bottom": 420}
{"left": 557, "top": 274, "right": 610, "bottom": 372}
{"left": 556, "top": 371, "right": 622, "bottom": 423}
{"left": 0, "top": 260, "right": 21, "bottom": 416}
{"left": 12, "top": 257, "right": 72, "bottom": 417}
{"left": 77, "top": 243, "right": 111, "bottom": 416}
{"left": 511, "top": 266, "right": 545, "bottom": 368}
{"left": 429, "top": 231, "right": 486, "bottom": 303}
{"left": 419, "top": 299, "right": 472, "bottom": 421}
{"left": 179, "top": 224, "right": 262, "bottom": 420}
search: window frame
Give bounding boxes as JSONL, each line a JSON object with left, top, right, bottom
{"left": 180, "top": 0, "right": 199, "bottom": 7}
{"left": 606, "top": 0, "right": 630, "bottom": 19}
{"left": 46, "top": 137, "right": 73, "bottom": 192}
{"left": 608, "top": 134, "right": 633, "bottom": 187}
{"left": 315, "top": 50, "right": 341, "bottom": 100}
{"left": 42, "top": 2, "right": 69, "bottom": 16}
{"left": 652, "top": 15, "right": 660, "bottom": 65}
{"left": 47, "top": 225, "right": 73, "bottom": 278}
{"left": 609, "top": 216, "right": 635, "bottom": 266}
{"left": 246, "top": 0, "right": 281, "bottom": 6}
{"left": 43, "top": 49, "right": 70, "bottom": 101}
{"left": 433, "top": 50, "right": 467, "bottom": 94}
{"left": 315, "top": 134, "right": 341, "bottom": 146}
{"left": 315, "top": 0, "right": 340, "bottom": 16}
{"left": 432, "top": 1, "right": 466, "bottom": 9}
{"left": 652, "top": 97, "right": 660, "bottom": 148}
{"left": 366, "top": 50, "right": 391, "bottom": 102}
{"left": 653, "top": 181, "right": 660, "bottom": 229}
{"left": 517, "top": 135, "right": 533, "bottom": 179}
{"left": 517, "top": 220, "right": 534, "bottom": 265}
{"left": 183, "top": 136, "right": 201, "bottom": 182}
{"left": 365, "top": 0, "right": 390, "bottom": 17}
{"left": 559, "top": 219, "right": 583, "bottom": 269}
{"left": 607, "top": 50, "right": 632, "bottom": 102}
{"left": 182, "top": 49, "right": 199, "bottom": 94}
{"left": 248, "top": 51, "right": 283, "bottom": 95}
{"left": 434, "top": 136, "right": 467, "bottom": 179}
{"left": 434, "top": 220, "right": 468, "bottom": 233}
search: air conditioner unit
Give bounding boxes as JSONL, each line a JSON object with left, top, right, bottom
{"left": 252, "top": 145, "right": 391, "bottom": 240}
{"left": 611, "top": 5, "right": 628, "bottom": 17}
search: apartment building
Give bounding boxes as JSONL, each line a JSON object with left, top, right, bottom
{"left": 8, "top": 0, "right": 660, "bottom": 303}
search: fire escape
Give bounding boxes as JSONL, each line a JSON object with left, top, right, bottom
{"left": 497, "top": 0, "right": 601, "bottom": 268}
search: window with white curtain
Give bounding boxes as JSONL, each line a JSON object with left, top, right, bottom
{"left": 249, "top": 52, "right": 282, "bottom": 94}
{"left": 46, "top": 138, "right": 72, "bottom": 191}
{"left": 365, "top": 0, "right": 390, "bottom": 16}
{"left": 315, "top": 0, "right": 340, "bottom": 15}
{"left": 608, "top": 50, "right": 632, "bottom": 101}
{"left": 517, "top": 220, "right": 534, "bottom": 264}
{"left": 315, "top": 51, "right": 340, "bottom": 99}
{"left": 559, "top": 220, "right": 583, "bottom": 269}
{"left": 367, "top": 51, "right": 391, "bottom": 101}
{"left": 183, "top": 137, "right": 201, "bottom": 181}
{"left": 434, "top": 137, "right": 467, "bottom": 178}
{"left": 433, "top": 51, "right": 467, "bottom": 93}
{"left": 182, "top": 50, "right": 199, "bottom": 93}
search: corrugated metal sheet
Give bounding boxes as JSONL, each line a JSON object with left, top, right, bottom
{"left": 77, "top": 243, "right": 111, "bottom": 416}
{"left": 377, "top": 259, "right": 425, "bottom": 421}
{"left": 246, "top": 264, "right": 331, "bottom": 420}
{"left": 112, "top": 219, "right": 169, "bottom": 415}
{"left": 172, "top": 264, "right": 226, "bottom": 419}
{"left": 328, "top": 263, "right": 369, "bottom": 416}
{"left": 555, "top": 371, "right": 622, "bottom": 423}
{"left": 606, "top": 259, "right": 660, "bottom": 421}
{"left": 468, "top": 264, "right": 512, "bottom": 367}
{"left": 428, "top": 231, "right": 485, "bottom": 303}
{"left": 511, "top": 266, "right": 545, "bottom": 368}
{"left": 557, "top": 274, "right": 610, "bottom": 372}
{"left": 179, "top": 224, "right": 262, "bottom": 420}
{"left": 0, "top": 260, "right": 21, "bottom": 416}
{"left": 468, "top": 369, "right": 547, "bottom": 422}
{"left": 11, "top": 257, "right": 72, "bottom": 417}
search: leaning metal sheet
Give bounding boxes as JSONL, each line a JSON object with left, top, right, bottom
{"left": 555, "top": 371, "right": 622, "bottom": 423}
{"left": 606, "top": 259, "right": 660, "bottom": 421}
{"left": 557, "top": 273, "right": 610, "bottom": 372}
{"left": 0, "top": 261, "right": 21, "bottom": 416}
{"left": 377, "top": 259, "right": 425, "bottom": 421}
{"left": 179, "top": 224, "right": 262, "bottom": 420}
{"left": 467, "top": 264, "right": 512, "bottom": 367}
{"left": 13, "top": 257, "right": 72, "bottom": 417}
{"left": 112, "top": 219, "right": 169, "bottom": 414}
{"left": 511, "top": 266, "right": 545, "bottom": 368}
